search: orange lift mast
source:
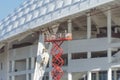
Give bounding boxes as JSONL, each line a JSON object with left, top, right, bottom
{"left": 45, "top": 32, "right": 72, "bottom": 80}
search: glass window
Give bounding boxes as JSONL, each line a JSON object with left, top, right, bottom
{"left": 18, "top": 12, "right": 23, "bottom": 18}
{"left": 91, "top": 51, "right": 107, "bottom": 58}
{"left": 73, "top": 0, "right": 81, "bottom": 3}
{"left": 24, "top": 8, "right": 30, "bottom": 14}
{"left": 43, "top": 72, "right": 49, "bottom": 80}
{"left": 31, "top": 4, "right": 37, "bottom": 11}
{"left": 13, "top": 21, "right": 19, "bottom": 28}
{"left": 40, "top": 7, "right": 47, "bottom": 15}
{"left": 61, "top": 54, "right": 68, "bottom": 66}
{"left": 63, "top": 0, "right": 72, "bottom": 6}
{"left": 26, "top": 14, "right": 32, "bottom": 22}
{"left": 19, "top": 18, "right": 25, "bottom": 25}
{"left": 117, "top": 71, "right": 120, "bottom": 80}
{"left": 37, "top": 1, "right": 43, "bottom": 7}
{"left": 7, "top": 25, "right": 12, "bottom": 32}
{"left": 72, "top": 52, "right": 87, "bottom": 59}
{"left": 43, "top": 0, "right": 50, "bottom": 4}
{"left": 1, "top": 29, "right": 5, "bottom": 36}
{"left": 99, "top": 71, "right": 107, "bottom": 80}
{"left": 33, "top": 10, "right": 39, "bottom": 19}
{"left": 92, "top": 73, "right": 96, "bottom": 80}
{"left": 29, "top": 0, "right": 34, "bottom": 5}
{"left": 55, "top": 0, "right": 64, "bottom": 9}
{"left": 12, "top": 16, "right": 17, "bottom": 21}
{"left": 47, "top": 3, "right": 55, "bottom": 13}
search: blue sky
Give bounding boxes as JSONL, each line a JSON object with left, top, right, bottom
{"left": 0, "top": 0, "right": 27, "bottom": 20}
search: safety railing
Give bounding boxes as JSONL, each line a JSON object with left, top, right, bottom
{"left": 45, "top": 33, "right": 72, "bottom": 42}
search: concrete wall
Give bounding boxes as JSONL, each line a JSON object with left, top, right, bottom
{"left": 6, "top": 38, "right": 120, "bottom": 79}
{"left": 73, "top": 31, "right": 87, "bottom": 40}
{"left": 15, "top": 74, "right": 26, "bottom": 80}
{"left": 9, "top": 45, "right": 37, "bottom": 61}
{"left": 15, "top": 59, "right": 26, "bottom": 71}
{"left": 0, "top": 52, "right": 7, "bottom": 80}
{"left": 68, "top": 38, "right": 108, "bottom": 53}
{"left": 69, "top": 57, "right": 109, "bottom": 72}
{"left": 62, "top": 38, "right": 108, "bottom": 54}
{"left": 8, "top": 45, "right": 37, "bottom": 80}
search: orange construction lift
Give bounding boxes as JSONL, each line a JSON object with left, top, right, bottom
{"left": 45, "top": 32, "right": 72, "bottom": 80}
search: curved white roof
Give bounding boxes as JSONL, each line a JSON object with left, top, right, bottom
{"left": 0, "top": 0, "right": 113, "bottom": 41}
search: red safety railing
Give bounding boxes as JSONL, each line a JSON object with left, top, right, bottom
{"left": 45, "top": 33, "right": 72, "bottom": 80}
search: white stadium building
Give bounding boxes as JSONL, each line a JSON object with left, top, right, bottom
{"left": 0, "top": 0, "right": 120, "bottom": 80}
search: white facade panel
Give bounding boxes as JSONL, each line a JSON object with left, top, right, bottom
{"left": 69, "top": 38, "right": 108, "bottom": 53}
{"left": 68, "top": 58, "right": 109, "bottom": 72}
{"left": 0, "top": 0, "right": 114, "bottom": 42}
{"left": 9, "top": 45, "right": 38, "bottom": 61}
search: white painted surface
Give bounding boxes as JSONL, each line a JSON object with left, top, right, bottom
{"left": 68, "top": 57, "right": 109, "bottom": 72}
{"left": 68, "top": 38, "right": 108, "bottom": 53}
{"left": 9, "top": 45, "right": 38, "bottom": 61}
{"left": 68, "top": 72, "right": 72, "bottom": 80}
{"left": 87, "top": 71, "right": 91, "bottom": 80}
{"left": 0, "top": 0, "right": 114, "bottom": 41}
{"left": 1, "top": 38, "right": 120, "bottom": 79}
{"left": 87, "top": 13, "right": 91, "bottom": 39}
{"left": 33, "top": 34, "right": 49, "bottom": 80}
{"left": 107, "top": 68, "right": 112, "bottom": 80}
{"left": 107, "top": 9, "right": 112, "bottom": 43}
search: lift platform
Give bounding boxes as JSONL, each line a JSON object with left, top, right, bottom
{"left": 45, "top": 33, "right": 72, "bottom": 80}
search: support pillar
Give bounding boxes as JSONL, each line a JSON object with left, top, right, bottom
{"left": 68, "top": 53, "right": 71, "bottom": 64}
{"left": 108, "top": 68, "right": 112, "bottom": 80}
{"left": 6, "top": 43, "right": 10, "bottom": 80}
{"left": 11, "top": 61, "right": 15, "bottom": 71}
{"left": 31, "top": 57, "right": 35, "bottom": 69}
{"left": 68, "top": 19, "right": 72, "bottom": 80}
{"left": 49, "top": 55, "right": 52, "bottom": 80}
{"left": 108, "top": 48, "right": 112, "bottom": 63}
{"left": 68, "top": 53, "right": 72, "bottom": 80}
{"left": 68, "top": 72, "right": 72, "bottom": 80}
{"left": 87, "top": 13, "right": 91, "bottom": 39}
{"left": 11, "top": 60, "right": 15, "bottom": 80}
{"left": 87, "top": 71, "right": 92, "bottom": 80}
{"left": 26, "top": 58, "right": 29, "bottom": 70}
{"left": 96, "top": 72, "right": 99, "bottom": 80}
{"left": 31, "top": 57, "right": 35, "bottom": 80}
{"left": 68, "top": 19, "right": 72, "bottom": 33}
{"left": 26, "top": 58, "right": 29, "bottom": 80}
{"left": 68, "top": 51, "right": 72, "bottom": 80}
{"left": 107, "top": 8, "right": 112, "bottom": 43}
{"left": 87, "top": 52, "right": 91, "bottom": 59}
{"left": 68, "top": 46, "right": 72, "bottom": 80}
